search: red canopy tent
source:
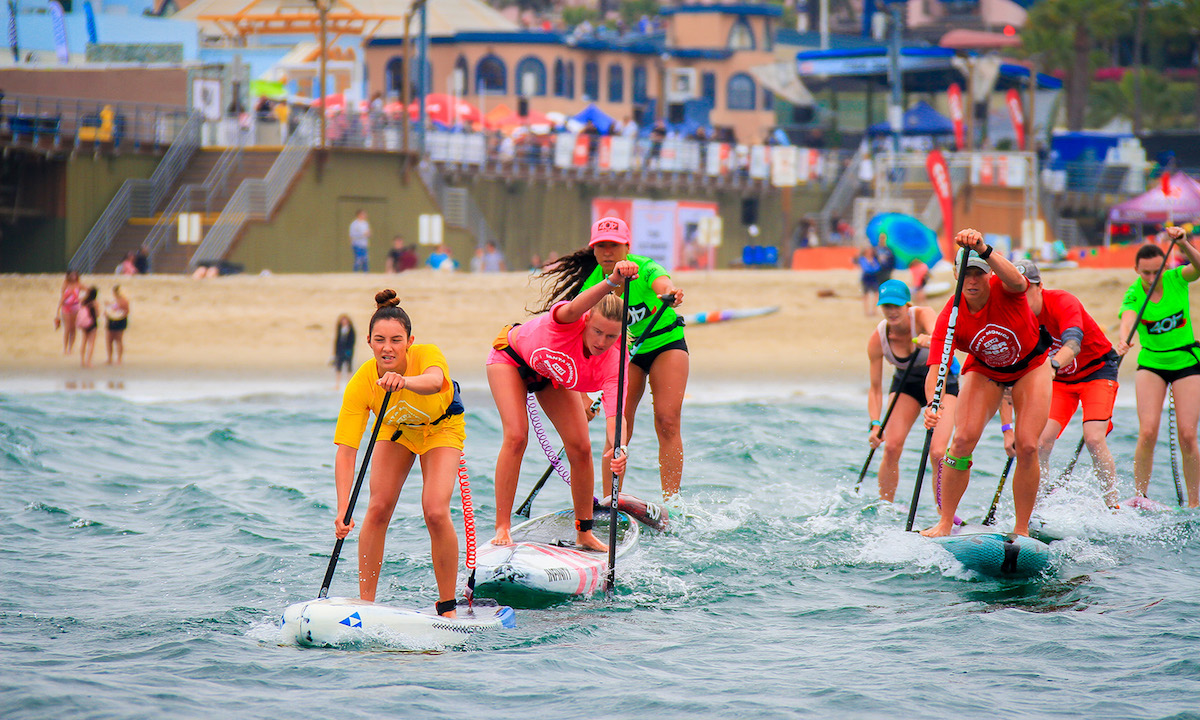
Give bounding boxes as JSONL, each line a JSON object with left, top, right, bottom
{"left": 1109, "top": 172, "right": 1200, "bottom": 224}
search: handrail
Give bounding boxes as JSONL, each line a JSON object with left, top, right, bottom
{"left": 815, "top": 144, "right": 866, "bottom": 243}
{"left": 68, "top": 111, "right": 202, "bottom": 272}
{"left": 418, "top": 159, "right": 496, "bottom": 248}
{"left": 189, "top": 111, "right": 315, "bottom": 269}
{"left": 139, "top": 146, "right": 245, "bottom": 267}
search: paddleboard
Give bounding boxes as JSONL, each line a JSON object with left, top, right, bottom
{"left": 1029, "top": 496, "right": 1176, "bottom": 543}
{"left": 279, "top": 596, "right": 515, "bottom": 649}
{"left": 929, "top": 524, "right": 1052, "bottom": 578}
{"left": 681, "top": 306, "right": 779, "bottom": 325}
{"left": 924, "top": 281, "right": 952, "bottom": 298}
{"left": 475, "top": 507, "right": 639, "bottom": 598}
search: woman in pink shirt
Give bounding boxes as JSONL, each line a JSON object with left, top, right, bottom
{"left": 487, "top": 259, "right": 638, "bottom": 552}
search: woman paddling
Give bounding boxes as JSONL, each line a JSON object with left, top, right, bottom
{"left": 536, "top": 217, "right": 686, "bottom": 499}
{"left": 865, "top": 279, "right": 959, "bottom": 502}
{"left": 333, "top": 290, "right": 466, "bottom": 617}
{"left": 488, "top": 258, "right": 637, "bottom": 551}
{"left": 1116, "top": 226, "right": 1200, "bottom": 507}
{"left": 922, "top": 229, "right": 1052, "bottom": 537}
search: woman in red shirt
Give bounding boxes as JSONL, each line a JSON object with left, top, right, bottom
{"left": 921, "top": 228, "right": 1052, "bottom": 538}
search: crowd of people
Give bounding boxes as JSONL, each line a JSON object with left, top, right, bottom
{"left": 863, "top": 226, "right": 1200, "bottom": 545}
{"left": 55, "top": 271, "right": 132, "bottom": 368}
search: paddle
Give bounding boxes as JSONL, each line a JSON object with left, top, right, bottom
{"left": 905, "top": 248, "right": 971, "bottom": 532}
{"left": 605, "top": 277, "right": 632, "bottom": 594}
{"left": 1168, "top": 388, "right": 1185, "bottom": 506}
{"left": 319, "top": 390, "right": 392, "bottom": 599}
{"left": 1060, "top": 234, "right": 1179, "bottom": 480}
{"left": 515, "top": 396, "right": 603, "bottom": 518}
{"left": 855, "top": 352, "right": 921, "bottom": 492}
{"left": 982, "top": 456, "right": 1015, "bottom": 526}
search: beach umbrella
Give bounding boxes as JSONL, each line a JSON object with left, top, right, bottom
{"left": 865, "top": 213, "right": 942, "bottom": 267}
{"left": 409, "top": 93, "right": 482, "bottom": 126}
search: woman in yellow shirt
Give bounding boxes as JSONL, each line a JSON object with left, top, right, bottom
{"left": 332, "top": 290, "right": 466, "bottom": 617}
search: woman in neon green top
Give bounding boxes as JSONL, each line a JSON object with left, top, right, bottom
{"left": 538, "top": 217, "right": 687, "bottom": 499}
{"left": 1116, "top": 226, "right": 1200, "bottom": 506}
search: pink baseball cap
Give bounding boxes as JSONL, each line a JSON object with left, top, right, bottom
{"left": 589, "top": 216, "right": 631, "bottom": 247}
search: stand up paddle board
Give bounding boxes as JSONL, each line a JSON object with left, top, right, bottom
{"left": 279, "top": 596, "right": 515, "bottom": 649}
{"left": 475, "top": 506, "right": 638, "bottom": 598}
{"left": 681, "top": 306, "right": 779, "bottom": 325}
{"left": 1029, "top": 495, "right": 1175, "bottom": 543}
{"left": 929, "top": 524, "right": 1052, "bottom": 579}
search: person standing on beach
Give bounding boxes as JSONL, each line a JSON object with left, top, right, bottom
{"left": 332, "top": 314, "right": 356, "bottom": 383}
{"left": 55, "top": 271, "right": 85, "bottom": 355}
{"left": 855, "top": 246, "right": 882, "bottom": 316}
{"left": 921, "top": 229, "right": 1052, "bottom": 538}
{"left": 349, "top": 210, "right": 371, "bottom": 273}
{"left": 77, "top": 287, "right": 100, "bottom": 368}
{"left": 536, "top": 217, "right": 687, "bottom": 499}
{"left": 1014, "top": 259, "right": 1121, "bottom": 507}
{"left": 332, "top": 290, "right": 466, "bottom": 617}
{"left": 104, "top": 285, "right": 130, "bottom": 365}
{"left": 487, "top": 259, "right": 638, "bottom": 550}
{"left": 1115, "top": 227, "right": 1200, "bottom": 507}
{"left": 866, "top": 279, "right": 959, "bottom": 502}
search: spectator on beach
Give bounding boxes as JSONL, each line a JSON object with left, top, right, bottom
{"left": 134, "top": 246, "right": 151, "bottom": 274}
{"left": 332, "top": 314, "right": 356, "bottom": 384}
{"left": 55, "top": 270, "right": 86, "bottom": 355}
{"left": 115, "top": 251, "right": 139, "bottom": 276}
{"left": 482, "top": 241, "right": 506, "bottom": 272}
{"left": 876, "top": 236, "right": 897, "bottom": 283}
{"left": 349, "top": 209, "right": 371, "bottom": 272}
{"left": 426, "top": 244, "right": 458, "bottom": 272}
{"left": 386, "top": 235, "right": 417, "bottom": 273}
{"left": 77, "top": 286, "right": 99, "bottom": 368}
{"left": 470, "top": 247, "right": 485, "bottom": 273}
{"left": 104, "top": 285, "right": 130, "bottom": 365}
{"left": 855, "top": 245, "right": 882, "bottom": 316}
{"left": 909, "top": 258, "right": 930, "bottom": 304}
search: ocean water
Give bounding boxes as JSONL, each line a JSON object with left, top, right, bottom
{"left": 2, "top": 379, "right": 1199, "bottom": 720}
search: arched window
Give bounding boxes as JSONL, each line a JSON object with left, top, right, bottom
{"left": 515, "top": 56, "right": 547, "bottom": 97}
{"left": 553, "top": 58, "right": 565, "bottom": 97}
{"left": 728, "top": 18, "right": 756, "bottom": 50}
{"left": 565, "top": 61, "right": 575, "bottom": 99}
{"left": 453, "top": 55, "right": 469, "bottom": 95}
{"left": 583, "top": 61, "right": 600, "bottom": 101}
{"left": 475, "top": 54, "right": 507, "bottom": 95}
{"left": 727, "top": 73, "right": 756, "bottom": 110}
{"left": 701, "top": 71, "right": 716, "bottom": 107}
{"left": 386, "top": 56, "right": 405, "bottom": 97}
{"left": 763, "top": 88, "right": 774, "bottom": 111}
{"left": 607, "top": 64, "right": 624, "bottom": 103}
{"left": 632, "top": 65, "right": 648, "bottom": 104}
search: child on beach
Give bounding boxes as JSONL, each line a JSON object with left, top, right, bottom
{"left": 332, "top": 314, "right": 355, "bottom": 383}
{"left": 77, "top": 287, "right": 99, "bottom": 368}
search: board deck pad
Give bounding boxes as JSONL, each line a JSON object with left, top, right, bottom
{"left": 279, "top": 596, "right": 516, "bottom": 650}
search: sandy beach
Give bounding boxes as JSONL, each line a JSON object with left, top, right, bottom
{"left": 2, "top": 266, "right": 1154, "bottom": 395}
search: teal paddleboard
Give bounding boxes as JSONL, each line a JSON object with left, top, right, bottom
{"left": 930, "top": 526, "right": 1052, "bottom": 579}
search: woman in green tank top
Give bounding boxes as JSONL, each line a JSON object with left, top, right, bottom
{"left": 1116, "top": 226, "right": 1200, "bottom": 506}
{"left": 538, "top": 217, "right": 687, "bottom": 499}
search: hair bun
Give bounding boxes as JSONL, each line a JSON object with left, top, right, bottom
{"left": 375, "top": 289, "right": 401, "bottom": 308}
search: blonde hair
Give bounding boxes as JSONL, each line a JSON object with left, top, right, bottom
{"left": 593, "top": 293, "right": 625, "bottom": 323}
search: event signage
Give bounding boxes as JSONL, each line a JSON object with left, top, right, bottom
{"left": 947, "top": 83, "right": 964, "bottom": 150}
{"left": 926, "top": 149, "right": 954, "bottom": 256}
{"left": 1005, "top": 89, "right": 1025, "bottom": 151}
{"left": 48, "top": 0, "right": 69, "bottom": 64}
{"left": 797, "top": 53, "right": 952, "bottom": 79}
{"left": 593, "top": 197, "right": 720, "bottom": 271}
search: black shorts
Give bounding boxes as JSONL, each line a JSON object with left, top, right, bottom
{"left": 1137, "top": 362, "right": 1200, "bottom": 385}
{"left": 631, "top": 338, "right": 689, "bottom": 374}
{"left": 890, "top": 365, "right": 959, "bottom": 406}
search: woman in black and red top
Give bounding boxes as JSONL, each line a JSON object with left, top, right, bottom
{"left": 922, "top": 228, "right": 1052, "bottom": 538}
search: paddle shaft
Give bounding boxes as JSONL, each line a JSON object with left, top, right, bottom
{"left": 1060, "top": 236, "right": 1178, "bottom": 477}
{"left": 856, "top": 351, "right": 922, "bottom": 491}
{"left": 319, "top": 390, "right": 393, "bottom": 599}
{"left": 605, "top": 279, "right": 632, "bottom": 594}
{"left": 906, "top": 249, "right": 972, "bottom": 532}
{"left": 983, "top": 456, "right": 1015, "bottom": 526}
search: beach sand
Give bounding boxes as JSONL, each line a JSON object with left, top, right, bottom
{"left": 0, "top": 268, "right": 1146, "bottom": 396}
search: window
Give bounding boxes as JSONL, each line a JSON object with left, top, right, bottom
{"left": 763, "top": 88, "right": 774, "bottom": 111}
{"left": 607, "top": 64, "right": 624, "bottom": 103}
{"left": 565, "top": 61, "right": 575, "bottom": 99}
{"left": 701, "top": 72, "right": 716, "bottom": 107}
{"left": 386, "top": 57, "right": 405, "bottom": 97}
{"left": 475, "top": 54, "right": 506, "bottom": 95}
{"left": 632, "top": 65, "right": 648, "bottom": 104}
{"left": 727, "top": 73, "right": 756, "bottom": 110}
{"left": 515, "top": 56, "right": 547, "bottom": 96}
{"left": 583, "top": 61, "right": 600, "bottom": 101}
{"left": 728, "top": 18, "right": 755, "bottom": 50}
{"left": 453, "top": 55, "right": 469, "bottom": 95}
{"left": 553, "top": 58, "right": 565, "bottom": 97}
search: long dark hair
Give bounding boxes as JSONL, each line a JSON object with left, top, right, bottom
{"left": 536, "top": 247, "right": 599, "bottom": 313}
{"left": 370, "top": 289, "right": 412, "bottom": 334}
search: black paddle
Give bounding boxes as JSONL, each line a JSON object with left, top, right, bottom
{"left": 319, "top": 390, "right": 392, "bottom": 599}
{"left": 855, "top": 352, "right": 921, "bottom": 492}
{"left": 982, "top": 456, "right": 1015, "bottom": 526}
{"left": 905, "top": 248, "right": 972, "bottom": 532}
{"left": 1168, "top": 388, "right": 1185, "bottom": 506}
{"left": 1060, "top": 234, "right": 1179, "bottom": 481}
{"left": 605, "top": 278, "right": 633, "bottom": 594}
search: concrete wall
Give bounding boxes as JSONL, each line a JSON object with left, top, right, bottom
{"left": 65, "top": 153, "right": 160, "bottom": 260}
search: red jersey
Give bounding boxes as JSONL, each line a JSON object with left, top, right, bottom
{"left": 1036, "top": 288, "right": 1114, "bottom": 383}
{"left": 929, "top": 273, "right": 1048, "bottom": 382}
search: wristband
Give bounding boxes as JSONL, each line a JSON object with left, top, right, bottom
{"left": 604, "top": 276, "right": 621, "bottom": 288}
{"left": 978, "top": 244, "right": 993, "bottom": 260}
{"left": 1001, "top": 423, "right": 1013, "bottom": 433}
{"left": 870, "top": 420, "right": 881, "bottom": 429}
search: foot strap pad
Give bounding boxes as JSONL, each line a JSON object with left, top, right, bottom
{"left": 435, "top": 599, "right": 457, "bottom": 616}
{"left": 575, "top": 518, "right": 594, "bottom": 532}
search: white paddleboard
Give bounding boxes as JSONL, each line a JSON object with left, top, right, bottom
{"left": 279, "top": 596, "right": 515, "bottom": 649}
{"left": 681, "top": 306, "right": 779, "bottom": 325}
{"left": 929, "top": 524, "right": 1052, "bottom": 579}
{"left": 924, "top": 281, "right": 953, "bottom": 298}
{"left": 475, "top": 507, "right": 639, "bottom": 597}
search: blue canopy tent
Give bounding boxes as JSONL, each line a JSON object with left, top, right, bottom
{"left": 866, "top": 101, "right": 954, "bottom": 137}
{"left": 573, "top": 104, "right": 615, "bottom": 134}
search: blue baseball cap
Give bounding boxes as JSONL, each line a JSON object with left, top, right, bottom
{"left": 877, "top": 279, "right": 912, "bottom": 306}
